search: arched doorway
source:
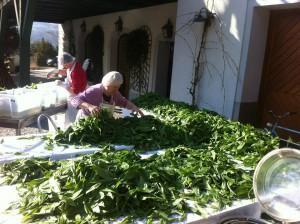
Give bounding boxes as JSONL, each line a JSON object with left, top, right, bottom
{"left": 117, "top": 34, "right": 130, "bottom": 98}
{"left": 127, "top": 26, "right": 152, "bottom": 95}
{"left": 154, "top": 41, "right": 174, "bottom": 98}
{"left": 116, "top": 26, "right": 152, "bottom": 98}
{"left": 85, "top": 25, "right": 104, "bottom": 84}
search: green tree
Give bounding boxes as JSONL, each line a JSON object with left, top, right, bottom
{"left": 31, "top": 38, "right": 57, "bottom": 66}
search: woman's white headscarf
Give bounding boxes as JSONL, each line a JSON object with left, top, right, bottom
{"left": 102, "top": 71, "right": 123, "bottom": 86}
{"left": 59, "top": 52, "right": 75, "bottom": 65}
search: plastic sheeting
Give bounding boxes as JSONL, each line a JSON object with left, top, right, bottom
{"left": 0, "top": 134, "right": 134, "bottom": 164}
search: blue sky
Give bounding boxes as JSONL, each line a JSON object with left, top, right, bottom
{"left": 31, "top": 22, "right": 58, "bottom": 47}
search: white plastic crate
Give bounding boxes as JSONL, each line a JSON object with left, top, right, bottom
{"left": 0, "top": 88, "right": 42, "bottom": 118}
{"left": 37, "top": 82, "right": 58, "bottom": 108}
{"left": 0, "top": 96, "right": 13, "bottom": 117}
{"left": 54, "top": 85, "right": 69, "bottom": 104}
{"left": 37, "top": 82, "right": 69, "bottom": 107}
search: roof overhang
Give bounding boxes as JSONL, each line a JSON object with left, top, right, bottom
{"left": 33, "top": 0, "right": 177, "bottom": 23}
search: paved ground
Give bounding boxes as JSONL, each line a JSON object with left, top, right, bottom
{"left": 11, "top": 67, "right": 59, "bottom": 84}
{"left": 0, "top": 127, "right": 42, "bottom": 137}
{"left": 0, "top": 67, "right": 61, "bottom": 137}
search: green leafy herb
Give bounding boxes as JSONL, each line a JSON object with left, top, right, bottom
{"left": 1, "top": 93, "right": 279, "bottom": 223}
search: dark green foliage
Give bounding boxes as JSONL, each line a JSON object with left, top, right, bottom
{"left": 52, "top": 110, "right": 211, "bottom": 150}
{"left": 18, "top": 148, "right": 184, "bottom": 223}
{"left": 17, "top": 138, "right": 276, "bottom": 223}
{"left": 0, "top": 158, "right": 60, "bottom": 185}
{"left": 1, "top": 93, "right": 279, "bottom": 223}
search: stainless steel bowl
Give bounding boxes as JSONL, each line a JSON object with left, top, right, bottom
{"left": 253, "top": 148, "right": 300, "bottom": 223}
{"left": 220, "top": 217, "right": 270, "bottom": 224}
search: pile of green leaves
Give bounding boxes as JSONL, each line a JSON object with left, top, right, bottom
{"left": 1, "top": 93, "right": 279, "bottom": 223}
{"left": 17, "top": 142, "right": 271, "bottom": 223}
{"left": 52, "top": 110, "right": 211, "bottom": 150}
{"left": 133, "top": 93, "right": 278, "bottom": 155}
{"left": 0, "top": 158, "right": 60, "bottom": 185}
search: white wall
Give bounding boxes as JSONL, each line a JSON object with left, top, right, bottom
{"left": 59, "top": 0, "right": 300, "bottom": 120}
{"left": 172, "top": 0, "right": 300, "bottom": 119}
{"left": 62, "top": 3, "right": 177, "bottom": 95}
{"left": 169, "top": 0, "right": 201, "bottom": 104}
{"left": 171, "top": 0, "right": 248, "bottom": 118}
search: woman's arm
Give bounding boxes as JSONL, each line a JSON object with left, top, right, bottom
{"left": 71, "top": 84, "right": 102, "bottom": 113}
{"left": 78, "top": 102, "right": 100, "bottom": 115}
{"left": 113, "top": 92, "right": 144, "bottom": 116}
{"left": 126, "top": 101, "right": 144, "bottom": 116}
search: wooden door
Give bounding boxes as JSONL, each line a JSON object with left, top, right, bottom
{"left": 259, "top": 9, "right": 300, "bottom": 139}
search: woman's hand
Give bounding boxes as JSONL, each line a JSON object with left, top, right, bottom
{"left": 80, "top": 102, "right": 100, "bottom": 115}
{"left": 134, "top": 107, "right": 144, "bottom": 117}
{"left": 58, "top": 69, "right": 67, "bottom": 77}
{"left": 88, "top": 104, "right": 100, "bottom": 115}
{"left": 126, "top": 101, "right": 144, "bottom": 117}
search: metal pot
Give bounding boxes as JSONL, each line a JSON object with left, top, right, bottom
{"left": 253, "top": 148, "right": 300, "bottom": 223}
{"left": 220, "top": 217, "right": 270, "bottom": 224}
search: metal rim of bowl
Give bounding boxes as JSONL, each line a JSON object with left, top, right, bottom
{"left": 253, "top": 148, "right": 300, "bottom": 223}
{"left": 220, "top": 217, "right": 270, "bottom": 224}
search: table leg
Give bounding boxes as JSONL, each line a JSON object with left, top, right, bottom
{"left": 16, "top": 128, "right": 21, "bottom": 136}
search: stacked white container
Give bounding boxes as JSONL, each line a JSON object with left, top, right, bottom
{"left": 0, "top": 81, "right": 70, "bottom": 119}
{"left": 36, "top": 81, "right": 70, "bottom": 108}
{"left": 0, "top": 88, "right": 43, "bottom": 118}
{"left": 37, "top": 82, "right": 57, "bottom": 108}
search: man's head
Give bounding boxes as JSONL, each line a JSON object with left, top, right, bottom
{"left": 102, "top": 71, "right": 124, "bottom": 95}
{"left": 60, "top": 52, "right": 75, "bottom": 69}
